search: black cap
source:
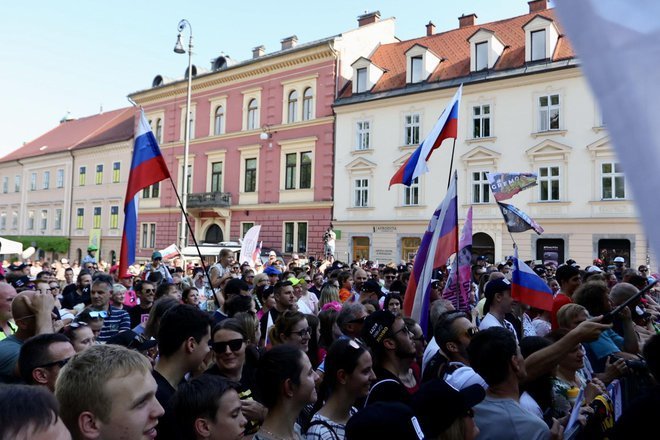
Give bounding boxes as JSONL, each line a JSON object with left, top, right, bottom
{"left": 361, "top": 279, "right": 384, "bottom": 295}
{"left": 12, "top": 275, "right": 31, "bottom": 289}
{"left": 106, "top": 330, "right": 157, "bottom": 352}
{"left": 362, "top": 310, "right": 397, "bottom": 347}
{"left": 483, "top": 278, "right": 511, "bottom": 314}
{"left": 346, "top": 402, "right": 425, "bottom": 440}
{"left": 8, "top": 263, "right": 27, "bottom": 271}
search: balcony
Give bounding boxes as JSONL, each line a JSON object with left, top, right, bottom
{"left": 187, "top": 192, "right": 232, "bottom": 208}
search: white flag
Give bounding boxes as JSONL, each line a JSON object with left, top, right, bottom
{"left": 239, "top": 225, "right": 261, "bottom": 268}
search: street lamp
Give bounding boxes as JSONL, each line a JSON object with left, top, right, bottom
{"left": 174, "top": 19, "right": 193, "bottom": 251}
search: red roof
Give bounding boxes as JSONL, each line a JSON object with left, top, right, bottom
{"left": 340, "top": 8, "right": 574, "bottom": 98}
{"left": 1, "top": 107, "right": 135, "bottom": 162}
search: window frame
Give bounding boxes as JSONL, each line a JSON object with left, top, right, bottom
{"left": 403, "top": 177, "right": 420, "bottom": 206}
{"left": 14, "top": 175, "right": 20, "bottom": 192}
{"left": 27, "top": 210, "right": 35, "bottom": 230}
{"left": 79, "top": 166, "right": 86, "bottom": 186}
{"left": 244, "top": 158, "right": 257, "bottom": 192}
{"left": 40, "top": 209, "right": 48, "bottom": 231}
{"left": 353, "top": 178, "right": 370, "bottom": 207}
{"left": 475, "top": 41, "right": 488, "bottom": 71}
{"left": 30, "top": 172, "right": 37, "bottom": 191}
{"left": 283, "top": 221, "right": 308, "bottom": 254}
{"left": 93, "top": 207, "right": 102, "bottom": 229}
{"left": 356, "top": 68, "right": 367, "bottom": 93}
{"left": 76, "top": 208, "right": 84, "bottom": 230}
{"left": 538, "top": 165, "right": 561, "bottom": 202}
{"left": 140, "top": 223, "right": 157, "bottom": 249}
{"left": 356, "top": 120, "right": 371, "bottom": 151}
{"left": 110, "top": 206, "right": 119, "bottom": 229}
{"left": 112, "top": 162, "right": 121, "bottom": 183}
{"left": 410, "top": 56, "right": 424, "bottom": 83}
{"left": 214, "top": 106, "right": 225, "bottom": 136}
{"left": 2, "top": 176, "right": 7, "bottom": 194}
{"left": 54, "top": 208, "right": 62, "bottom": 230}
{"left": 471, "top": 171, "right": 491, "bottom": 204}
{"left": 472, "top": 104, "right": 491, "bottom": 139}
{"left": 287, "top": 90, "right": 298, "bottom": 123}
{"left": 247, "top": 98, "right": 259, "bottom": 130}
{"left": 211, "top": 161, "right": 223, "bottom": 193}
{"left": 404, "top": 113, "right": 421, "bottom": 146}
{"left": 302, "top": 87, "right": 313, "bottom": 121}
{"left": 56, "top": 169, "right": 64, "bottom": 188}
{"left": 95, "top": 164, "right": 103, "bottom": 185}
{"left": 42, "top": 171, "right": 50, "bottom": 190}
{"left": 538, "top": 94, "right": 561, "bottom": 132}
{"left": 601, "top": 162, "right": 626, "bottom": 200}
{"left": 531, "top": 29, "right": 547, "bottom": 61}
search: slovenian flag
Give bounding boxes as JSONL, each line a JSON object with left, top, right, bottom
{"left": 403, "top": 171, "right": 458, "bottom": 334}
{"left": 511, "top": 247, "right": 553, "bottom": 311}
{"left": 389, "top": 84, "right": 462, "bottom": 188}
{"left": 119, "top": 111, "right": 171, "bottom": 277}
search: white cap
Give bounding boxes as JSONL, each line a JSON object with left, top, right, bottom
{"left": 614, "top": 256, "right": 625, "bottom": 263}
{"left": 587, "top": 266, "right": 603, "bottom": 273}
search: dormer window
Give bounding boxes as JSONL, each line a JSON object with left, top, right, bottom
{"left": 356, "top": 68, "right": 367, "bottom": 93}
{"left": 523, "top": 16, "right": 559, "bottom": 62}
{"left": 404, "top": 45, "right": 440, "bottom": 84}
{"left": 468, "top": 29, "right": 504, "bottom": 72}
{"left": 475, "top": 42, "right": 488, "bottom": 71}
{"left": 351, "top": 58, "right": 384, "bottom": 94}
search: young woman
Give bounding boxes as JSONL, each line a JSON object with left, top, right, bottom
{"left": 182, "top": 287, "right": 201, "bottom": 307}
{"left": 255, "top": 345, "right": 319, "bottom": 440}
{"left": 269, "top": 311, "right": 311, "bottom": 353}
{"left": 255, "top": 285, "right": 275, "bottom": 320}
{"left": 384, "top": 293, "right": 403, "bottom": 316}
{"left": 305, "top": 339, "right": 375, "bottom": 440}
{"left": 318, "top": 284, "right": 341, "bottom": 310}
{"left": 60, "top": 321, "right": 96, "bottom": 352}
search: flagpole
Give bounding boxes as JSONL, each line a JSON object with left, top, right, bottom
{"left": 446, "top": 138, "right": 458, "bottom": 190}
{"left": 508, "top": 230, "right": 518, "bottom": 250}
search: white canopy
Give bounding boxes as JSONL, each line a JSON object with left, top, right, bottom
{"left": 0, "top": 237, "right": 23, "bottom": 255}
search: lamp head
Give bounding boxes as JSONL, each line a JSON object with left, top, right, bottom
{"left": 173, "top": 33, "right": 185, "bottom": 54}
{"left": 259, "top": 131, "right": 270, "bottom": 141}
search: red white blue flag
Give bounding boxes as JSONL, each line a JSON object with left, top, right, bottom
{"left": 403, "top": 171, "right": 458, "bottom": 334}
{"left": 119, "top": 111, "right": 171, "bottom": 276}
{"left": 442, "top": 207, "right": 473, "bottom": 312}
{"left": 389, "top": 85, "right": 462, "bottom": 188}
{"left": 511, "top": 247, "right": 553, "bottom": 311}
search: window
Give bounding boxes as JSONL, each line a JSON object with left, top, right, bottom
{"left": 354, "top": 178, "right": 369, "bottom": 207}
{"left": 142, "top": 183, "right": 160, "bottom": 198}
{"left": 472, "top": 105, "right": 491, "bottom": 138}
{"left": 214, "top": 106, "right": 224, "bottom": 135}
{"left": 54, "top": 209, "right": 62, "bottom": 230}
{"left": 601, "top": 162, "right": 625, "bottom": 199}
{"left": 247, "top": 99, "right": 258, "bottom": 130}
{"left": 539, "top": 166, "right": 560, "bottom": 201}
{"left": 241, "top": 222, "right": 254, "bottom": 238}
{"left": 141, "top": 223, "right": 157, "bottom": 248}
{"left": 475, "top": 42, "right": 488, "bottom": 71}
{"left": 93, "top": 207, "right": 102, "bottom": 229}
{"left": 112, "top": 162, "right": 121, "bottom": 183}
{"left": 95, "top": 165, "right": 103, "bottom": 185}
{"left": 30, "top": 173, "right": 37, "bottom": 191}
{"left": 2, "top": 177, "right": 7, "bottom": 193}
{"left": 244, "top": 158, "right": 257, "bottom": 192}
{"left": 42, "top": 171, "right": 50, "bottom": 189}
{"left": 14, "top": 175, "right": 20, "bottom": 192}
{"left": 56, "top": 169, "right": 64, "bottom": 188}
{"left": 356, "top": 68, "right": 367, "bottom": 93}
{"left": 27, "top": 210, "right": 34, "bottom": 230}
{"left": 285, "top": 154, "right": 297, "bottom": 190}
{"left": 531, "top": 29, "right": 546, "bottom": 61}
{"left": 76, "top": 208, "right": 84, "bottom": 229}
{"left": 211, "top": 162, "right": 223, "bottom": 192}
{"left": 539, "top": 94, "right": 560, "bottom": 132}
{"left": 188, "top": 111, "right": 195, "bottom": 139}
{"left": 40, "top": 210, "right": 48, "bottom": 230}
{"left": 300, "top": 152, "right": 312, "bottom": 189}
{"left": 284, "top": 222, "right": 307, "bottom": 253}
{"left": 284, "top": 152, "right": 312, "bottom": 190}
{"left": 287, "top": 90, "right": 298, "bottom": 123}
{"left": 302, "top": 88, "right": 313, "bottom": 121}
{"left": 410, "top": 56, "right": 423, "bottom": 83}
{"left": 12, "top": 211, "right": 18, "bottom": 229}
{"left": 356, "top": 121, "right": 371, "bottom": 150}
{"left": 181, "top": 164, "right": 192, "bottom": 194}
{"left": 404, "top": 114, "right": 420, "bottom": 145}
{"left": 110, "top": 206, "right": 119, "bottom": 229}
{"left": 0, "top": 214, "right": 5, "bottom": 230}
{"left": 472, "top": 171, "right": 491, "bottom": 204}
{"left": 155, "top": 118, "right": 163, "bottom": 143}
{"left": 404, "top": 177, "right": 419, "bottom": 206}
{"left": 79, "top": 166, "right": 86, "bottom": 186}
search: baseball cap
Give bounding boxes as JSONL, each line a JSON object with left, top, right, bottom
{"left": 151, "top": 251, "right": 162, "bottom": 260}
{"left": 614, "top": 256, "right": 625, "bottom": 263}
{"left": 346, "top": 402, "right": 425, "bottom": 440}
{"left": 361, "top": 279, "right": 384, "bottom": 295}
{"left": 120, "top": 271, "right": 134, "bottom": 279}
{"left": 12, "top": 275, "right": 32, "bottom": 289}
{"left": 109, "top": 264, "right": 119, "bottom": 274}
{"left": 483, "top": 278, "right": 512, "bottom": 314}
{"left": 362, "top": 310, "right": 397, "bottom": 347}
{"left": 268, "top": 251, "right": 277, "bottom": 257}
{"left": 411, "top": 380, "right": 485, "bottom": 437}
{"left": 106, "top": 330, "right": 158, "bottom": 352}
{"left": 8, "top": 263, "right": 27, "bottom": 271}
{"left": 586, "top": 265, "right": 603, "bottom": 273}
{"left": 288, "top": 277, "right": 301, "bottom": 287}
{"left": 264, "top": 266, "right": 282, "bottom": 276}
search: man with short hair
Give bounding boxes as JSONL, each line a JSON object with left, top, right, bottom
{"left": 61, "top": 270, "right": 92, "bottom": 309}
{"left": 259, "top": 280, "right": 295, "bottom": 344}
{"left": 337, "top": 302, "right": 368, "bottom": 339}
{"left": 479, "top": 278, "right": 517, "bottom": 339}
{"left": 469, "top": 327, "right": 561, "bottom": 439}
{"left": 18, "top": 333, "right": 75, "bottom": 392}
{"left": 0, "top": 384, "right": 72, "bottom": 439}
{"left": 358, "top": 279, "right": 383, "bottom": 304}
{"left": 0, "top": 283, "right": 17, "bottom": 341}
{"left": 613, "top": 256, "right": 626, "bottom": 282}
{"left": 64, "top": 267, "right": 74, "bottom": 286}
{"left": 142, "top": 252, "right": 173, "bottom": 284}
{"left": 88, "top": 275, "right": 130, "bottom": 343}
{"left": 362, "top": 310, "right": 417, "bottom": 405}
{"left": 128, "top": 281, "right": 156, "bottom": 328}
{"left": 56, "top": 344, "right": 164, "bottom": 440}
{"left": 550, "top": 264, "right": 582, "bottom": 330}
{"left": 352, "top": 268, "right": 369, "bottom": 294}
{"left": 153, "top": 304, "right": 212, "bottom": 440}
{"left": 308, "top": 273, "right": 324, "bottom": 296}
{"left": 381, "top": 267, "right": 398, "bottom": 293}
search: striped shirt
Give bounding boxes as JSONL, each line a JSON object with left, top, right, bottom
{"left": 97, "top": 306, "right": 131, "bottom": 343}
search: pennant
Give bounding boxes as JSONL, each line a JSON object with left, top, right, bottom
{"left": 511, "top": 247, "right": 553, "bottom": 311}
{"left": 497, "top": 202, "right": 544, "bottom": 235}
{"left": 486, "top": 172, "right": 537, "bottom": 202}
{"left": 390, "top": 85, "right": 462, "bottom": 188}
{"left": 119, "top": 110, "right": 171, "bottom": 277}
{"left": 403, "top": 171, "right": 458, "bottom": 334}
{"left": 442, "top": 207, "right": 473, "bottom": 311}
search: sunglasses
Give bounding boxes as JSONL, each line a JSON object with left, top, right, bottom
{"left": 348, "top": 316, "right": 366, "bottom": 324}
{"left": 289, "top": 327, "right": 311, "bottom": 337}
{"left": 392, "top": 325, "right": 412, "bottom": 337}
{"left": 142, "top": 288, "right": 155, "bottom": 293}
{"left": 88, "top": 311, "right": 108, "bottom": 319}
{"left": 211, "top": 339, "right": 245, "bottom": 353}
{"left": 465, "top": 327, "right": 479, "bottom": 338}
{"left": 68, "top": 321, "right": 88, "bottom": 329}
{"left": 37, "top": 357, "right": 71, "bottom": 369}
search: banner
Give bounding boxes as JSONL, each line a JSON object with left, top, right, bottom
{"left": 487, "top": 172, "right": 537, "bottom": 202}
{"left": 442, "top": 207, "right": 473, "bottom": 311}
{"left": 240, "top": 225, "right": 262, "bottom": 267}
{"left": 88, "top": 229, "right": 101, "bottom": 252}
{"left": 497, "top": 202, "right": 544, "bottom": 235}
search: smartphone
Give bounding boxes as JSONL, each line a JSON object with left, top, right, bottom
{"left": 602, "top": 279, "right": 657, "bottom": 324}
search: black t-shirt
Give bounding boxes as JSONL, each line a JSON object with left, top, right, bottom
{"left": 364, "top": 366, "right": 410, "bottom": 407}
{"left": 128, "top": 304, "right": 152, "bottom": 329}
{"left": 612, "top": 385, "right": 660, "bottom": 439}
{"left": 61, "top": 287, "right": 90, "bottom": 309}
{"left": 153, "top": 370, "right": 181, "bottom": 440}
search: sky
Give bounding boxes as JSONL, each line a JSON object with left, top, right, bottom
{"left": 1, "top": 1, "right": 529, "bottom": 158}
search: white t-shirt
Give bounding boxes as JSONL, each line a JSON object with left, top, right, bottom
{"left": 479, "top": 312, "right": 518, "bottom": 340}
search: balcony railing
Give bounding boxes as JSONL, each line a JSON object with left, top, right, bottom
{"left": 187, "top": 192, "right": 232, "bottom": 208}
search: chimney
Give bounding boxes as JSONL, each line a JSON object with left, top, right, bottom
{"left": 458, "top": 13, "right": 477, "bottom": 28}
{"left": 280, "top": 35, "right": 298, "bottom": 50}
{"left": 357, "top": 11, "right": 381, "bottom": 27}
{"left": 426, "top": 21, "right": 436, "bottom": 36}
{"left": 528, "top": 0, "right": 548, "bottom": 13}
{"left": 252, "top": 45, "right": 265, "bottom": 58}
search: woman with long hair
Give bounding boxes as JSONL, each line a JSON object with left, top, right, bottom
{"left": 181, "top": 287, "right": 201, "bottom": 307}
{"left": 305, "top": 339, "right": 375, "bottom": 440}
{"left": 255, "top": 345, "right": 319, "bottom": 440}
{"left": 318, "top": 284, "right": 341, "bottom": 310}
{"left": 269, "top": 311, "right": 311, "bottom": 353}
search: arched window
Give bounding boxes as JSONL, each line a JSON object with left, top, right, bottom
{"left": 302, "top": 87, "right": 314, "bottom": 121}
{"left": 247, "top": 99, "right": 258, "bottom": 130}
{"left": 155, "top": 118, "right": 163, "bottom": 143}
{"left": 204, "top": 224, "right": 224, "bottom": 243}
{"left": 287, "top": 90, "right": 298, "bottom": 123}
{"left": 214, "top": 106, "right": 224, "bottom": 135}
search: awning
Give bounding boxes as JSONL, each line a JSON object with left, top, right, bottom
{"left": 0, "top": 237, "right": 23, "bottom": 255}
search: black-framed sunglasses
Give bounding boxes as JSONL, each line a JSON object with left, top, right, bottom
{"left": 289, "top": 327, "right": 311, "bottom": 337}
{"left": 348, "top": 316, "right": 366, "bottom": 324}
{"left": 37, "top": 357, "right": 71, "bottom": 369}
{"left": 392, "top": 325, "right": 412, "bottom": 337}
{"left": 466, "top": 327, "right": 479, "bottom": 338}
{"left": 211, "top": 339, "right": 245, "bottom": 353}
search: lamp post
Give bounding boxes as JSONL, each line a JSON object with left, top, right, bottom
{"left": 174, "top": 19, "right": 193, "bottom": 251}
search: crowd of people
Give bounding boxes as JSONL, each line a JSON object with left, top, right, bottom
{"left": 0, "top": 247, "right": 659, "bottom": 439}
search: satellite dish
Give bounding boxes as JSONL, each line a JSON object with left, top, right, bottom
{"left": 22, "top": 247, "right": 35, "bottom": 259}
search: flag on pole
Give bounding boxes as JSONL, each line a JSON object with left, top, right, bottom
{"left": 403, "top": 171, "right": 458, "bottom": 334}
{"left": 442, "top": 207, "right": 473, "bottom": 311}
{"left": 486, "top": 172, "right": 538, "bottom": 202}
{"left": 158, "top": 244, "right": 180, "bottom": 260}
{"left": 511, "top": 247, "right": 553, "bottom": 311}
{"left": 497, "top": 202, "right": 544, "bottom": 235}
{"left": 252, "top": 240, "right": 262, "bottom": 267}
{"left": 119, "top": 110, "right": 171, "bottom": 277}
{"left": 239, "top": 225, "right": 262, "bottom": 268}
{"left": 389, "top": 85, "right": 463, "bottom": 188}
